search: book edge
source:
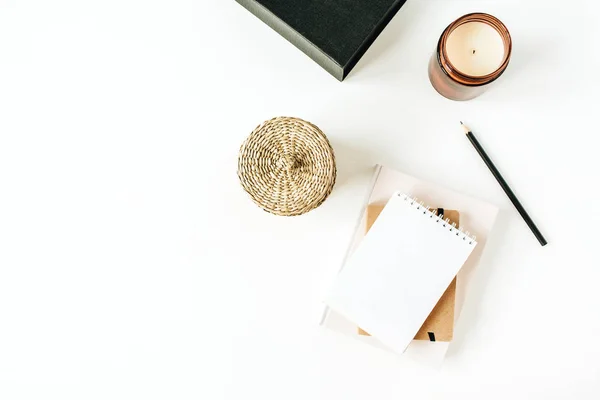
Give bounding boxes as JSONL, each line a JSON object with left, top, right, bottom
{"left": 235, "top": 0, "right": 345, "bottom": 81}
{"left": 342, "top": 0, "right": 408, "bottom": 79}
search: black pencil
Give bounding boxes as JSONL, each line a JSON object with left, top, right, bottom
{"left": 461, "top": 122, "right": 547, "bottom": 247}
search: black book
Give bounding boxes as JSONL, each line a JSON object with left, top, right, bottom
{"left": 236, "top": 0, "right": 408, "bottom": 81}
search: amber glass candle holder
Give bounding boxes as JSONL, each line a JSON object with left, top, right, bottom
{"left": 428, "top": 13, "right": 512, "bottom": 101}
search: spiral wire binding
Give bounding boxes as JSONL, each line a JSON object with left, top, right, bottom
{"left": 398, "top": 193, "right": 477, "bottom": 245}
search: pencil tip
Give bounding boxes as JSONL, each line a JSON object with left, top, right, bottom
{"left": 460, "top": 122, "right": 470, "bottom": 134}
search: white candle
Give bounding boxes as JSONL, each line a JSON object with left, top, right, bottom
{"left": 445, "top": 22, "right": 505, "bottom": 76}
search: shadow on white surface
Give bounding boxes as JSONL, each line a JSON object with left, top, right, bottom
{"left": 329, "top": 140, "right": 410, "bottom": 191}
{"left": 348, "top": 0, "right": 426, "bottom": 80}
{"left": 330, "top": 140, "right": 377, "bottom": 189}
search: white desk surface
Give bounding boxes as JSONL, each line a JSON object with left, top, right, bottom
{"left": 1, "top": 0, "right": 599, "bottom": 399}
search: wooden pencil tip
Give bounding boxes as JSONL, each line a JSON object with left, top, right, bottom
{"left": 460, "top": 122, "right": 470, "bottom": 134}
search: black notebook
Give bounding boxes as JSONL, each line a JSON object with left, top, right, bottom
{"left": 236, "top": 0, "right": 408, "bottom": 81}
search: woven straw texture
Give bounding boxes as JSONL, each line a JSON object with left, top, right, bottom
{"left": 238, "top": 117, "right": 336, "bottom": 216}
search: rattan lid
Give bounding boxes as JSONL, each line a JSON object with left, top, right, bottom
{"left": 238, "top": 117, "right": 336, "bottom": 216}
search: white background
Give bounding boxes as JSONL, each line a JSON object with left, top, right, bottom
{"left": 1, "top": 0, "right": 599, "bottom": 398}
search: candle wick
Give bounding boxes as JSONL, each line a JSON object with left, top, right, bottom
{"left": 472, "top": 49, "right": 476, "bottom": 55}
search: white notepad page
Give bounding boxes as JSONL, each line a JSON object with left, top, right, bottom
{"left": 325, "top": 192, "right": 477, "bottom": 354}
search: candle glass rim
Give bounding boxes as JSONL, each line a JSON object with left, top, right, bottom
{"left": 437, "top": 12, "right": 512, "bottom": 87}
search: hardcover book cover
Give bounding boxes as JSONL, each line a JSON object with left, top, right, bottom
{"left": 235, "top": 0, "right": 408, "bottom": 81}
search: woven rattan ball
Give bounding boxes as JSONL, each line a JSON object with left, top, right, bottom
{"left": 238, "top": 117, "right": 336, "bottom": 216}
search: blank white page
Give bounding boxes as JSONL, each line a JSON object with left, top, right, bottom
{"left": 325, "top": 192, "right": 477, "bottom": 354}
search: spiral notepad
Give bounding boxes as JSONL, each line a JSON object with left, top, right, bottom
{"left": 325, "top": 192, "right": 477, "bottom": 354}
